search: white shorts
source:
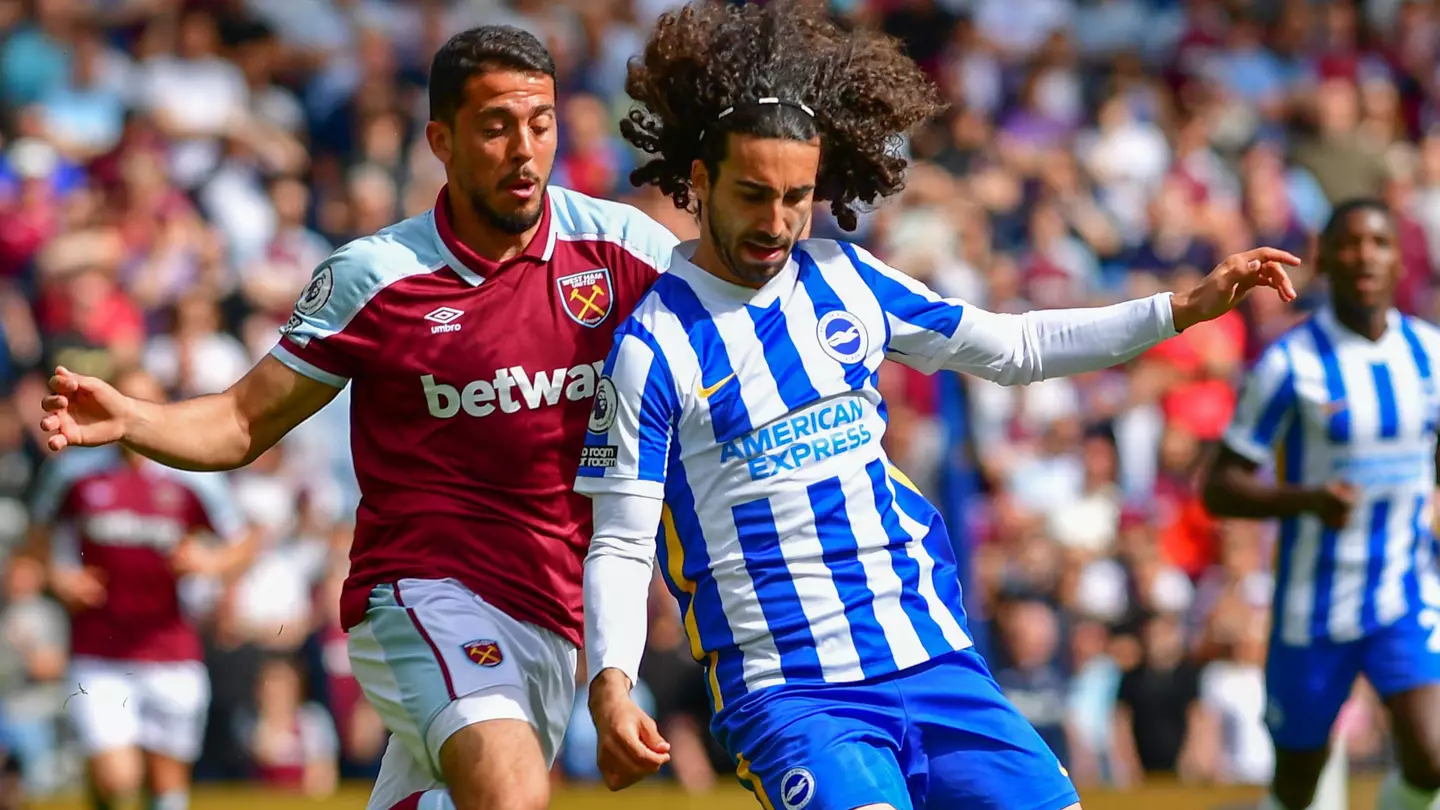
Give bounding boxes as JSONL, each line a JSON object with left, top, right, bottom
{"left": 65, "top": 657, "right": 211, "bottom": 762}
{"left": 347, "top": 578, "right": 577, "bottom": 806}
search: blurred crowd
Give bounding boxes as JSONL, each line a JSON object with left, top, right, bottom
{"left": 0, "top": 0, "right": 1437, "bottom": 801}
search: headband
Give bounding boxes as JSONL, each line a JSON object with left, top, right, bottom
{"left": 700, "top": 97, "right": 816, "bottom": 141}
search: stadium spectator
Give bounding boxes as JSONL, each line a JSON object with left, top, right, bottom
{"left": 0, "top": 0, "right": 1438, "bottom": 798}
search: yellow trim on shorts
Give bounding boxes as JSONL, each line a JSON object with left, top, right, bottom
{"left": 736, "top": 753, "right": 777, "bottom": 810}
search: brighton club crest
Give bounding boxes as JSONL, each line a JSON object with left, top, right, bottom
{"left": 463, "top": 639, "right": 503, "bottom": 668}
{"left": 557, "top": 268, "right": 613, "bottom": 327}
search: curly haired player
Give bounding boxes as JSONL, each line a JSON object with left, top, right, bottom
{"left": 575, "top": 2, "right": 1302, "bottom": 809}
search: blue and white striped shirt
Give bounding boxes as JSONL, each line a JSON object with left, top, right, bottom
{"left": 1223, "top": 307, "right": 1440, "bottom": 647}
{"left": 577, "top": 239, "right": 1178, "bottom": 710}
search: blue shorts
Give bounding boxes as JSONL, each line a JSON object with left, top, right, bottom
{"left": 1266, "top": 606, "right": 1440, "bottom": 750}
{"left": 712, "top": 648, "right": 1079, "bottom": 810}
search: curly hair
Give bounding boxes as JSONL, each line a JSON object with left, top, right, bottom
{"left": 621, "top": 0, "right": 944, "bottom": 231}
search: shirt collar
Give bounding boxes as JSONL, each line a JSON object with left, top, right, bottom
{"left": 667, "top": 240, "right": 800, "bottom": 310}
{"left": 430, "top": 184, "right": 556, "bottom": 286}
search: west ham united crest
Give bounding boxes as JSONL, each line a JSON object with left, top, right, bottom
{"left": 557, "top": 268, "right": 613, "bottom": 327}
{"left": 462, "top": 639, "right": 503, "bottom": 668}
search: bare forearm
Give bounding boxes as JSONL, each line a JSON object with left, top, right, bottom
{"left": 122, "top": 392, "right": 259, "bottom": 471}
{"left": 1203, "top": 469, "right": 1316, "bottom": 520}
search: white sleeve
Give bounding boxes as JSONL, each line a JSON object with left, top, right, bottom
{"left": 583, "top": 491, "right": 663, "bottom": 690}
{"left": 1221, "top": 342, "right": 1296, "bottom": 466}
{"left": 839, "top": 241, "right": 1177, "bottom": 382}
{"left": 938, "top": 294, "right": 1179, "bottom": 385}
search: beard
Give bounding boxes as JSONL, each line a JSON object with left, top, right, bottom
{"left": 708, "top": 213, "right": 793, "bottom": 286}
{"left": 466, "top": 175, "right": 547, "bottom": 235}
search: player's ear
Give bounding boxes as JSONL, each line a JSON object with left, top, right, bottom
{"left": 425, "top": 120, "right": 454, "bottom": 165}
{"left": 691, "top": 159, "right": 711, "bottom": 205}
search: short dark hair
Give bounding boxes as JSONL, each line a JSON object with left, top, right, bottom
{"left": 1321, "top": 197, "right": 1393, "bottom": 246}
{"left": 429, "top": 26, "right": 556, "bottom": 124}
{"left": 622, "top": 0, "right": 944, "bottom": 231}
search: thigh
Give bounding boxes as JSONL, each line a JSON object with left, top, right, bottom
{"left": 1265, "top": 637, "right": 1363, "bottom": 751}
{"left": 66, "top": 658, "right": 141, "bottom": 757}
{"left": 348, "top": 579, "right": 572, "bottom": 777}
{"left": 1369, "top": 610, "right": 1440, "bottom": 787}
{"left": 136, "top": 661, "right": 211, "bottom": 763}
{"left": 439, "top": 719, "right": 549, "bottom": 810}
{"left": 714, "top": 684, "right": 912, "bottom": 810}
{"left": 900, "top": 650, "right": 1078, "bottom": 810}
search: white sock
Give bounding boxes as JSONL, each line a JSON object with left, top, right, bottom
{"left": 150, "top": 792, "right": 189, "bottom": 810}
{"left": 1378, "top": 771, "right": 1440, "bottom": 810}
{"left": 1311, "top": 744, "right": 1349, "bottom": 810}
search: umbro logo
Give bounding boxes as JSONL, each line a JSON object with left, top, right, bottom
{"left": 425, "top": 306, "right": 464, "bottom": 334}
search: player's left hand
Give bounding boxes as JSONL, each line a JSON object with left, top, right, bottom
{"left": 1172, "top": 247, "right": 1302, "bottom": 332}
{"left": 589, "top": 668, "right": 671, "bottom": 791}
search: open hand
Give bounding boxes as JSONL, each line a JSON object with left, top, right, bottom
{"left": 40, "top": 366, "right": 131, "bottom": 452}
{"left": 1172, "top": 248, "right": 1302, "bottom": 332}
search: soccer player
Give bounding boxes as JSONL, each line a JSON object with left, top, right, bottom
{"left": 27, "top": 369, "right": 250, "bottom": 810}
{"left": 1204, "top": 198, "right": 1440, "bottom": 810}
{"left": 38, "top": 26, "right": 676, "bottom": 810}
{"left": 576, "top": 3, "right": 1299, "bottom": 809}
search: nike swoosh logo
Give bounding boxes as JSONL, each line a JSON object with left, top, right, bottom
{"left": 697, "top": 372, "right": 738, "bottom": 399}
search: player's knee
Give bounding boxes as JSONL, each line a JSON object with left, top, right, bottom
{"left": 439, "top": 720, "right": 550, "bottom": 810}
{"left": 87, "top": 749, "right": 143, "bottom": 799}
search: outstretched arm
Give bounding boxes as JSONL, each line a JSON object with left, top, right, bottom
{"left": 42, "top": 355, "right": 340, "bottom": 471}
{"left": 853, "top": 243, "right": 1300, "bottom": 384}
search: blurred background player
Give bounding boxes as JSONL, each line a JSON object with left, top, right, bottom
{"left": 37, "top": 24, "right": 676, "bottom": 810}
{"left": 1205, "top": 199, "right": 1440, "bottom": 810}
{"left": 25, "top": 369, "right": 250, "bottom": 810}
{"left": 577, "top": 3, "right": 1299, "bottom": 809}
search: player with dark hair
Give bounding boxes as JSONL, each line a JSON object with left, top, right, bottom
{"left": 40, "top": 25, "right": 677, "bottom": 810}
{"left": 1205, "top": 199, "right": 1440, "bottom": 810}
{"left": 577, "top": 3, "right": 1300, "bottom": 809}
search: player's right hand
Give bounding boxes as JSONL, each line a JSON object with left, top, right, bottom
{"left": 589, "top": 669, "right": 671, "bottom": 791}
{"left": 51, "top": 566, "right": 106, "bottom": 612}
{"left": 1309, "top": 480, "right": 1359, "bottom": 529}
{"left": 41, "top": 366, "right": 130, "bottom": 452}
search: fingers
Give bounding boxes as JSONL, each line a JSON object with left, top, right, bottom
{"left": 638, "top": 713, "right": 672, "bottom": 755}
{"left": 1237, "top": 246, "right": 1303, "bottom": 267}
{"left": 41, "top": 394, "right": 67, "bottom": 414}
{"left": 49, "top": 366, "right": 79, "bottom": 395}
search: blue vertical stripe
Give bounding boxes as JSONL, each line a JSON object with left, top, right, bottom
{"left": 890, "top": 475, "right": 969, "bottom": 630}
{"left": 1407, "top": 494, "right": 1428, "bottom": 611}
{"left": 807, "top": 478, "right": 895, "bottom": 678}
{"left": 1252, "top": 365, "right": 1297, "bottom": 448}
{"left": 864, "top": 460, "right": 952, "bottom": 658}
{"left": 796, "top": 251, "right": 872, "bottom": 390}
{"left": 1371, "top": 363, "right": 1400, "bottom": 440}
{"left": 838, "top": 242, "right": 964, "bottom": 339}
{"left": 1272, "top": 417, "right": 1305, "bottom": 640}
{"left": 1307, "top": 320, "right": 1350, "bottom": 442}
{"left": 1401, "top": 317, "right": 1436, "bottom": 431}
{"left": 747, "top": 302, "right": 821, "bottom": 411}
{"left": 662, "top": 453, "right": 747, "bottom": 709}
{"left": 653, "top": 276, "right": 753, "bottom": 439}
{"left": 731, "top": 497, "right": 823, "bottom": 683}
{"left": 1359, "top": 499, "right": 1392, "bottom": 633}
